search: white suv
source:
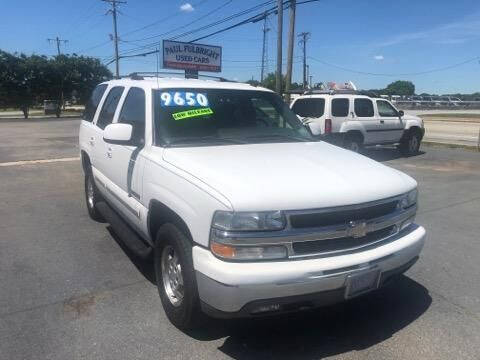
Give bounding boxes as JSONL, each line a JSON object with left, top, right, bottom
{"left": 79, "top": 74, "right": 425, "bottom": 329}
{"left": 291, "top": 92, "right": 425, "bottom": 155}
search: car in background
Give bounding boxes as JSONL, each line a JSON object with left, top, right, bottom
{"left": 291, "top": 90, "right": 425, "bottom": 156}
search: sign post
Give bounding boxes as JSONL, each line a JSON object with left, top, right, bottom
{"left": 162, "top": 40, "right": 222, "bottom": 76}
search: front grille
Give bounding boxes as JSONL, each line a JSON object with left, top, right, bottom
{"left": 292, "top": 225, "right": 396, "bottom": 255}
{"left": 289, "top": 201, "right": 398, "bottom": 229}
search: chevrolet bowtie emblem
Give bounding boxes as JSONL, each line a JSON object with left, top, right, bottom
{"left": 348, "top": 220, "right": 367, "bottom": 238}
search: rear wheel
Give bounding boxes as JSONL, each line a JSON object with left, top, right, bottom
{"left": 154, "top": 223, "right": 202, "bottom": 330}
{"left": 343, "top": 134, "right": 363, "bottom": 153}
{"left": 84, "top": 172, "right": 105, "bottom": 222}
{"left": 399, "top": 130, "right": 421, "bottom": 156}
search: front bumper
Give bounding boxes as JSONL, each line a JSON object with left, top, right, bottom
{"left": 193, "top": 225, "right": 425, "bottom": 317}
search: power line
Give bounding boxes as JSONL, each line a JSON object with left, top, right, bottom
{"left": 124, "top": 0, "right": 233, "bottom": 43}
{"left": 113, "top": 0, "right": 277, "bottom": 58}
{"left": 119, "top": 0, "right": 209, "bottom": 39}
{"left": 308, "top": 55, "right": 480, "bottom": 77}
{"left": 113, "top": 0, "right": 322, "bottom": 65}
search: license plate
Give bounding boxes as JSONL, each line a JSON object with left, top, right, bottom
{"left": 345, "top": 269, "right": 380, "bottom": 299}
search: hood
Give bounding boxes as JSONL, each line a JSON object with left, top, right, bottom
{"left": 163, "top": 142, "right": 416, "bottom": 211}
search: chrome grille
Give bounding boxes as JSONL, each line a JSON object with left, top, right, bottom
{"left": 289, "top": 201, "right": 398, "bottom": 228}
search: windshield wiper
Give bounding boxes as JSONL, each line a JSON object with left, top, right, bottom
{"left": 243, "top": 134, "right": 312, "bottom": 143}
{"left": 164, "top": 136, "right": 246, "bottom": 147}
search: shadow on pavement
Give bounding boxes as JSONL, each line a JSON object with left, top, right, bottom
{"left": 362, "top": 147, "right": 425, "bottom": 162}
{"left": 107, "top": 226, "right": 156, "bottom": 284}
{"left": 189, "top": 276, "right": 431, "bottom": 359}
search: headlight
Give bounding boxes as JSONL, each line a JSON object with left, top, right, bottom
{"left": 399, "top": 188, "right": 418, "bottom": 209}
{"left": 212, "top": 210, "right": 286, "bottom": 231}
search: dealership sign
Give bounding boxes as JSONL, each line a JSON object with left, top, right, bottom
{"left": 163, "top": 40, "right": 222, "bottom": 73}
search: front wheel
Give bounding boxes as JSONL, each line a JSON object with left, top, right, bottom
{"left": 84, "top": 172, "right": 105, "bottom": 222}
{"left": 399, "top": 130, "right": 421, "bottom": 156}
{"left": 154, "top": 223, "right": 202, "bottom": 330}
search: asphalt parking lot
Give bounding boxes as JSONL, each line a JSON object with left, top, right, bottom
{"left": 1, "top": 117, "right": 479, "bottom": 360}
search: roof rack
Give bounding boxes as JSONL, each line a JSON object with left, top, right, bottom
{"left": 303, "top": 89, "right": 359, "bottom": 95}
{"left": 124, "top": 71, "right": 233, "bottom": 82}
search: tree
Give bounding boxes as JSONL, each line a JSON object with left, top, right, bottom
{"left": 0, "top": 50, "right": 112, "bottom": 118}
{"left": 384, "top": 80, "right": 415, "bottom": 96}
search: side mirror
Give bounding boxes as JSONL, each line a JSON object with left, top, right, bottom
{"left": 103, "top": 123, "right": 135, "bottom": 145}
{"left": 398, "top": 110, "right": 404, "bottom": 117}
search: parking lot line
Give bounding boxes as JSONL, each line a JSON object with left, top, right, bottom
{"left": 0, "top": 157, "right": 80, "bottom": 167}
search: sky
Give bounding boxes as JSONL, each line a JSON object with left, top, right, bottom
{"left": 1, "top": 0, "right": 479, "bottom": 94}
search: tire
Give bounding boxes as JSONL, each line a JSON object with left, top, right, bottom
{"left": 154, "top": 223, "right": 201, "bottom": 330}
{"left": 343, "top": 134, "right": 363, "bottom": 153}
{"left": 84, "top": 172, "right": 105, "bottom": 222}
{"left": 399, "top": 130, "right": 421, "bottom": 156}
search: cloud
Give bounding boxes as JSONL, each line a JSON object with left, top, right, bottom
{"left": 374, "top": 55, "right": 384, "bottom": 60}
{"left": 180, "top": 3, "right": 194, "bottom": 12}
{"left": 376, "top": 13, "right": 480, "bottom": 47}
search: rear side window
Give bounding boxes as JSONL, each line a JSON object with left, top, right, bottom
{"left": 83, "top": 84, "right": 107, "bottom": 122}
{"left": 354, "top": 98, "right": 374, "bottom": 117}
{"left": 96, "top": 86, "right": 124, "bottom": 130}
{"left": 292, "top": 98, "right": 325, "bottom": 118}
{"left": 118, "top": 87, "right": 146, "bottom": 143}
{"left": 331, "top": 98, "right": 349, "bottom": 117}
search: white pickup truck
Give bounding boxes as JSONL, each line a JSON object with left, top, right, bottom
{"left": 79, "top": 74, "right": 425, "bottom": 329}
{"left": 291, "top": 92, "right": 425, "bottom": 155}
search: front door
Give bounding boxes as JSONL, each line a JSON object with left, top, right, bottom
{"left": 375, "top": 99, "right": 404, "bottom": 143}
{"left": 100, "top": 87, "right": 147, "bottom": 235}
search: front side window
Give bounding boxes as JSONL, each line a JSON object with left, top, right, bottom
{"left": 153, "top": 89, "right": 314, "bottom": 147}
{"left": 354, "top": 98, "right": 374, "bottom": 117}
{"left": 376, "top": 100, "right": 398, "bottom": 117}
{"left": 118, "top": 87, "right": 146, "bottom": 143}
{"left": 331, "top": 98, "right": 349, "bottom": 117}
{"left": 83, "top": 84, "right": 107, "bottom": 122}
{"left": 292, "top": 98, "right": 325, "bottom": 118}
{"left": 96, "top": 86, "right": 124, "bottom": 130}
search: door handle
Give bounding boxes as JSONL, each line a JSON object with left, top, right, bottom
{"left": 380, "top": 120, "right": 385, "bottom": 124}
{"left": 107, "top": 147, "right": 112, "bottom": 158}
{"left": 89, "top": 136, "right": 95, "bottom": 146}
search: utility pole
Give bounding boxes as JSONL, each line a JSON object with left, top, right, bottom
{"left": 103, "top": 0, "right": 126, "bottom": 78}
{"left": 275, "top": 0, "right": 283, "bottom": 94}
{"left": 47, "top": 37, "right": 68, "bottom": 55}
{"left": 48, "top": 36, "right": 69, "bottom": 111}
{"left": 284, "top": 0, "right": 296, "bottom": 102}
{"left": 260, "top": 14, "right": 270, "bottom": 82}
{"left": 298, "top": 31, "right": 310, "bottom": 89}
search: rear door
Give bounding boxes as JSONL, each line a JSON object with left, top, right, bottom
{"left": 79, "top": 84, "right": 108, "bottom": 167}
{"left": 91, "top": 86, "right": 125, "bottom": 189}
{"left": 330, "top": 97, "right": 350, "bottom": 133}
{"left": 291, "top": 97, "right": 326, "bottom": 133}
{"left": 375, "top": 99, "right": 404, "bottom": 143}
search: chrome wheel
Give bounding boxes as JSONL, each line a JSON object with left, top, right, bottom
{"left": 161, "top": 245, "right": 184, "bottom": 307}
{"left": 87, "top": 176, "right": 95, "bottom": 209}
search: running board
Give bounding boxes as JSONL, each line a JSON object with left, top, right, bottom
{"left": 96, "top": 201, "right": 152, "bottom": 259}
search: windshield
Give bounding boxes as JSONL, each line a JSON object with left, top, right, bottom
{"left": 153, "top": 88, "right": 314, "bottom": 147}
